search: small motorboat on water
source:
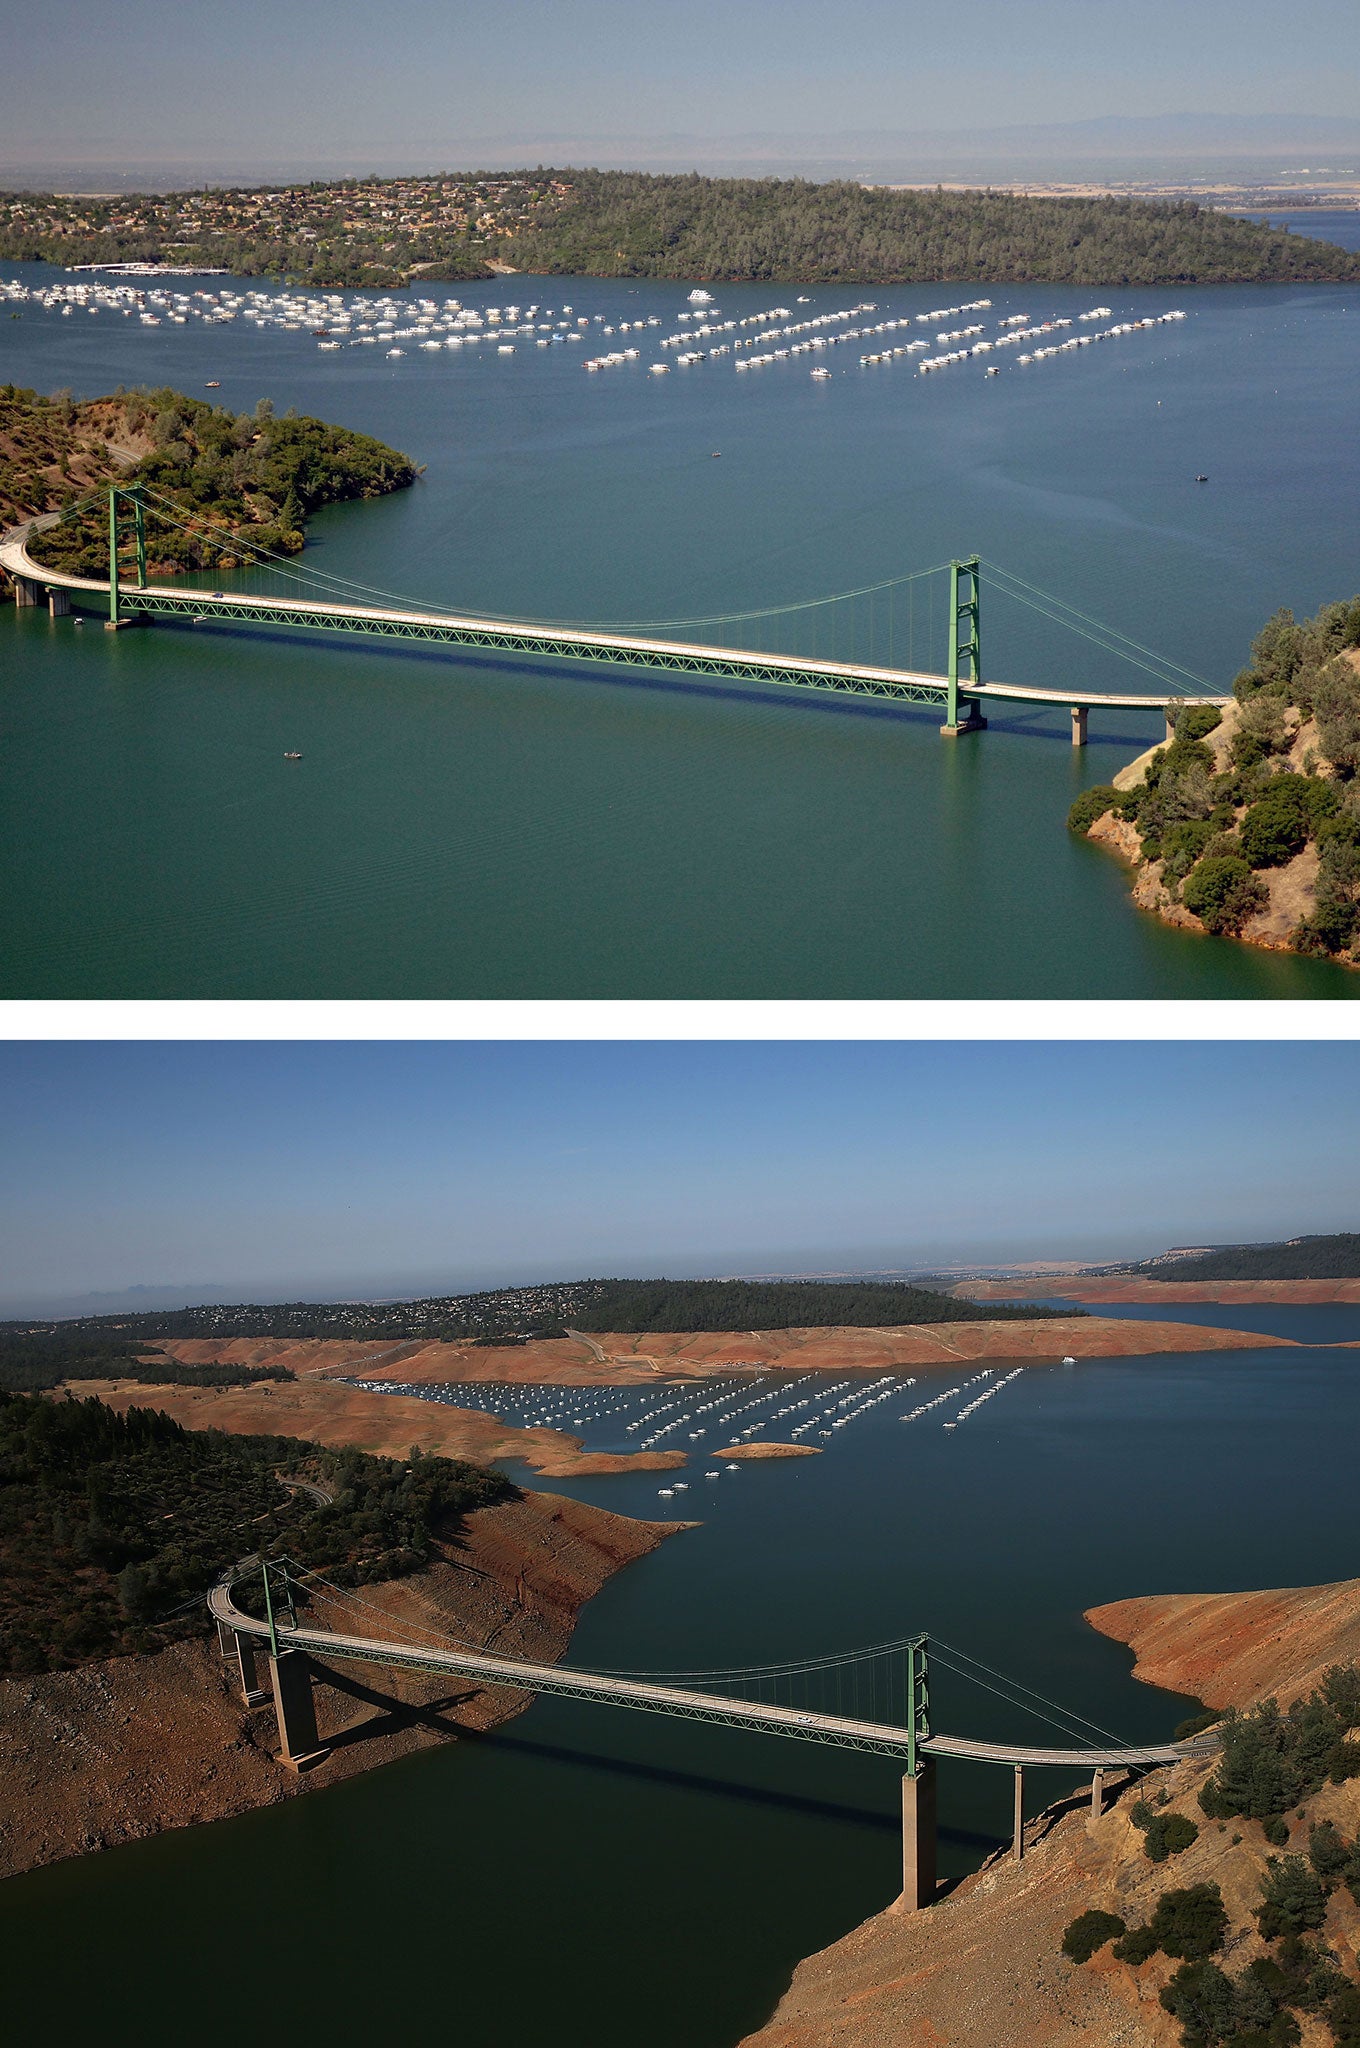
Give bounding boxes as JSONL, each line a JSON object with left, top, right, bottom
{"left": 1195, "top": 474, "right": 1209, "bottom": 483}
{"left": 1061, "top": 1355, "right": 1077, "bottom": 1366}
{"left": 204, "top": 380, "right": 220, "bottom": 388}
{"left": 283, "top": 750, "right": 302, "bottom": 760}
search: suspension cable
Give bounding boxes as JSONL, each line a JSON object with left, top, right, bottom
{"left": 119, "top": 482, "right": 954, "bottom": 638}
{"left": 980, "top": 560, "right": 1217, "bottom": 693}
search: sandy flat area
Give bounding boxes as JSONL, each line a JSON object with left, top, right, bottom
{"left": 67, "top": 1376, "right": 685, "bottom": 1477}
{"left": 138, "top": 1316, "right": 1282, "bottom": 1395}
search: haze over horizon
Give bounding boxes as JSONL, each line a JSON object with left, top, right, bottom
{"left": 1, "top": 1041, "right": 1355, "bottom": 1319}
{"left": 1, "top": 0, "right": 1356, "bottom": 185}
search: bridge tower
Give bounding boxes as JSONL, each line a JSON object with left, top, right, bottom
{"left": 258, "top": 1557, "right": 329, "bottom": 1771}
{"left": 898, "top": 1636, "right": 937, "bottom": 1910}
{"left": 105, "top": 484, "right": 146, "bottom": 630}
{"left": 941, "top": 558, "right": 987, "bottom": 738}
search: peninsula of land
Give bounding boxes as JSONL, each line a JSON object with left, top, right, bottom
{"left": 0, "top": 383, "right": 415, "bottom": 589}
{"left": 1070, "top": 596, "right": 1360, "bottom": 970}
{"left": 3, "top": 171, "right": 1356, "bottom": 288}
{"left": 53, "top": 1311, "right": 1281, "bottom": 1480}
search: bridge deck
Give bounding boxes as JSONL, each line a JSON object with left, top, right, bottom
{"left": 208, "top": 1583, "right": 1211, "bottom": 1771}
{"left": 1, "top": 528, "right": 1226, "bottom": 715}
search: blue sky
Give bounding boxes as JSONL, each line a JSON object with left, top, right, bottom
{"left": 1, "top": 1041, "right": 1355, "bottom": 1314}
{"left": 2, "top": 0, "right": 1357, "bottom": 172}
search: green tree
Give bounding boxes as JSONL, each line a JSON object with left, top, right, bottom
{"left": 1181, "top": 855, "right": 1268, "bottom": 935}
{"left": 1256, "top": 1856, "right": 1328, "bottom": 1939}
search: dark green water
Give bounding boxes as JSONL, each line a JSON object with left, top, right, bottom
{"left": 2, "top": 263, "right": 1358, "bottom": 995}
{"left": 4, "top": 1318, "right": 1358, "bottom": 2047}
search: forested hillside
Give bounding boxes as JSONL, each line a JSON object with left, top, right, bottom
{"left": 1, "top": 383, "right": 415, "bottom": 580}
{"left": 0, "top": 1392, "right": 512, "bottom": 1674}
{"left": 510, "top": 173, "right": 1360, "bottom": 285}
{"left": 8, "top": 1275, "right": 1072, "bottom": 1352}
{"left": 1131, "top": 1235, "right": 1360, "bottom": 1281}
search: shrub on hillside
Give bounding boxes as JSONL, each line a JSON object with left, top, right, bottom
{"left": 1115, "top": 1884, "right": 1228, "bottom": 1966}
{"left": 1181, "top": 854, "right": 1268, "bottom": 935}
{"left": 1067, "top": 784, "right": 1124, "bottom": 836}
{"left": 1061, "top": 1909, "right": 1126, "bottom": 1962}
{"left": 1144, "top": 1812, "right": 1200, "bottom": 1863}
{"left": 1175, "top": 704, "right": 1224, "bottom": 743}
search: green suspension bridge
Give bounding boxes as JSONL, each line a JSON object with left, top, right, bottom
{"left": 210, "top": 1557, "right": 1216, "bottom": 1911}
{"left": 3, "top": 483, "right": 1228, "bottom": 744}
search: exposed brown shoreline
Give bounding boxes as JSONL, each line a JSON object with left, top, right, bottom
{"left": 741, "top": 1575, "right": 1360, "bottom": 2047}
{"left": 965, "top": 1274, "right": 1360, "bottom": 1306}
{"left": 0, "top": 1488, "right": 682, "bottom": 1883}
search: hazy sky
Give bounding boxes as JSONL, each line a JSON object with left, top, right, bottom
{"left": 2, "top": 0, "right": 1357, "bottom": 171}
{"left": 1, "top": 1040, "right": 1355, "bottom": 1314}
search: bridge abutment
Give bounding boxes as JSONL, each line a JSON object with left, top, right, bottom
{"left": 269, "top": 1648, "right": 330, "bottom": 1770}
{"left": 897, "top": 1760, "right": 937, "bottom": 1910}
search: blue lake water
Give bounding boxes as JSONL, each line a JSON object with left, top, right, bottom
{"left": 2, "top": 258, "right": 1359, "bottom": 996}
{"left": 2, "top": 1306, "right": 1357, "bottom": 2048}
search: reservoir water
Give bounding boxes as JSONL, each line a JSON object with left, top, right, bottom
{"left": 2, "top": 260, "right": 1359, "bottom": 997}
{"left": 3, "top": 1305, "right": 1357, "bottom": 2047}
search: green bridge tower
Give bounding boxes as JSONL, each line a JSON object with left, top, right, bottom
{"left": 942, "top": 557, "right": 986, "bottom": 737}
{"left": 106, "top": 483, "right": 146, "bottom": 629}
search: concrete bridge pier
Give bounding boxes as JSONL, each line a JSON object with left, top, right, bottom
{"left": 897, "top": 1760, "right": 937, "bottom": 1910}
{"left": 47, "top": 587, "right": 70, "bottom": 617}
{"left": 269, "top": 1649, "right": 330, "bottom": 1771}
{"left": 13, "top": 576, "right": 41, "bottom": 607}
{"left": 940, "top": 702, "right": 988, "bottom": 739}
{"left": 1070, "top": 705, "right": 1088, "bottom": 747}
{"left": 1013, "top": 1765, "right": 1025, "bottom": 1862}
{"left": 1164, "top": 708, "right": 1179, "bottom": 746}
{"left": 231, "top": 1631, "right": 269, "bottom": 1707}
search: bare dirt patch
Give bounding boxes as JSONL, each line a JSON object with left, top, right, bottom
{"left": 965, "top": 1276, "right": 1360, "bottom": 1307}
{"left": 719, "top": 1442, "right": 821, "bottom": 1460}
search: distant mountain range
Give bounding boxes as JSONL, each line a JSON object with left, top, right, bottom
{"left": 3, "top": 113, "right": 1358, "bottom": 192}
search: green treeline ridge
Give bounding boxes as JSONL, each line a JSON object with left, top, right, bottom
{"left": 1131, "top": 1234, "right": 1360, "bottom": 1282}
{"left": 2, "top": 172, "right": 1357, "bottom": 288}
{"left": 3, "top": 1276, "right": 1074, "bottom": 1357}
{"left": 507, "top": 174, "right": 1360, "bottom": 286}
{"left": 568, "top": 1277, "right": 1072, "bottom": 1332}
{"left": 0, "top": 1390, "right": 513, "bottom": 1675}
